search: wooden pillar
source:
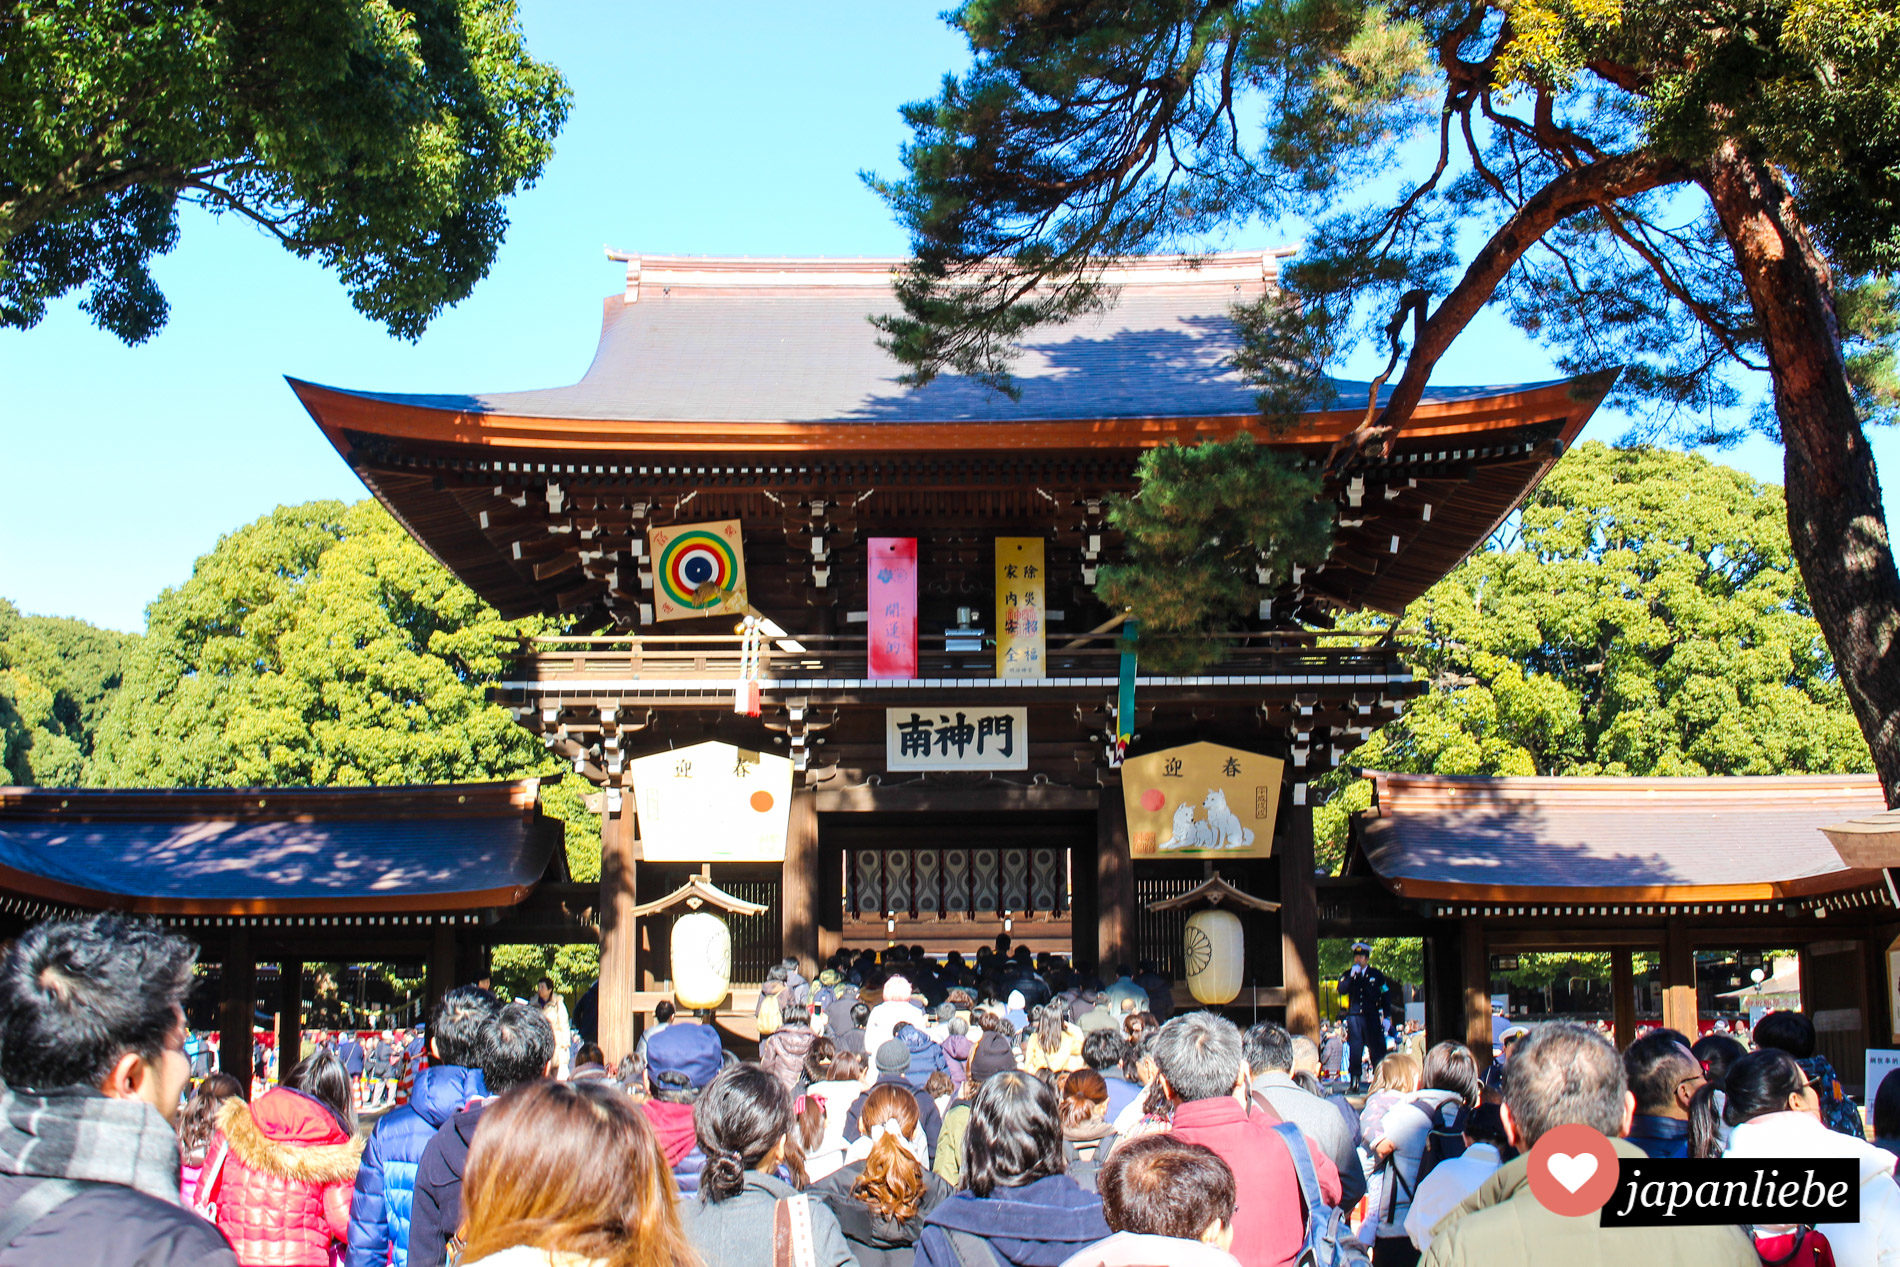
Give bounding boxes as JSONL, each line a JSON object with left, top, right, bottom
{"left": 782, "top": 787, "right": 821, "bottom": 977}
{"left": 1279, "top": 792, "right": 1319, "bottom": 1042}
{"left": 1661, "top": 920, "right": 1698, "bottom": 1037}
{"left": 1096, "top": 787, "right": 1134, "bottom": 970}
{"left": 219, "top": 928, "right": 254, "bottom": 1093}
{"left": 1424, "top": 929, "right": 1463, "bottom": 1049}
{"left": 599, "top": 800, "right": 639, "bottom": 1066}
{"left": 275, "top": 958, "right": 302, "bottom": 1081}
{"left": 1611, "top": 946, "right": 1636, "bottom": 1052}
{"left": 1460, "top": 918, "right": 1491, "bottom": 1061}
{"left": 427, "top": 925, "right": 456, "bottom": 1012}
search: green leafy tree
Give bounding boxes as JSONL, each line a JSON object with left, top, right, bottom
{"left": 88, "top": 499, "right": 556, "bottom": 786}
{"left": 1316, "top": 444, "right": 1868, "bottom": 985}
{"left": 872, "top": 0, "right": 1900, "bottom": 801}
{"left": 1096, "top": 435, "right": 1335, "bottom": 669}
{"left": 1353, "top": 442, "right": 1870, "bottom": 781}
{"left": 490, "top": 941, "right": 598, "bottom": 1002}
{"left": 0, "top": 599, "right": 132, "bottom": 785}
{"left": 1, "top": 0, "right": 569, "bottom": 342}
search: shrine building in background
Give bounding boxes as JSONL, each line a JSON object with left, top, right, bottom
{"left": 291, "top": 249, "right": 1614, "bottom": 1060}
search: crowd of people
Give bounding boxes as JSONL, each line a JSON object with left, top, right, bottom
{"left": 8, "top": 915, "right": 1900, "bottom": 1266}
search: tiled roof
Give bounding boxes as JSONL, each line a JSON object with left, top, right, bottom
{"left": 310, "top": 251, "right": 1563, "bottom": 425}
{"left": 0, "top": 781, "right": 561, "bottom": 914}
{"left": 1355, "top": 772, "right": 1886, "bottom": 899}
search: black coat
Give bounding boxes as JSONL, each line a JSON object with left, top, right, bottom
{"left": 406, "top": 1099, "right": 489, "bottom": 1267}
{"left": 1337, "top": 963, "right": 1396, "bottom": 1018}
{"left": 0, "top": 1172, "right": 236, "bottom": 1266}
{"left": 810, "top": 1162, "right": 954, "bottom": 1267}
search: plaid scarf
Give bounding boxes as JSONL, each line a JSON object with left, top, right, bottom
{"left": 0, "top": 1084, "right": 182, "bottom": 1202}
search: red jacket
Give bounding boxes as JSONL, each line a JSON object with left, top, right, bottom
{"left": 1167, "top": 1096, "right": 1342, "bottom": 1267}
{"left": 198, "top": 1088, "right": 363, "bottom": 1266}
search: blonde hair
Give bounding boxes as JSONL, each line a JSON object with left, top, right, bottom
{"left": 1370, "top": 1051, "right": 1422, "bottom": 1095}
{"left": 458, "top": 1080, "right": 698, "bottom": 1267}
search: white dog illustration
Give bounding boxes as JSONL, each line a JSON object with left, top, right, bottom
{"left": 1202, "top": 788, "right": 1255, "bottom": 849}
{"left": 1162, "top": 799, "right": 1215, "bottom": 850}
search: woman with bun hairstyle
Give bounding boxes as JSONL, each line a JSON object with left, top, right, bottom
{"left": 456, "top": 1079, "right": 696, "bottom": 1267}
{"left": 1058, "top": 1069, "right": 1117, "bottom": 1191}
{"left": 1722, "top": 1047, "right": 1900, "bottom": 1265}
{"left": 810, "top": 1082, "right": 954, "bottom": 1266}
{"left": 684, "top": 1063, "right": 856, "bottom": 1267}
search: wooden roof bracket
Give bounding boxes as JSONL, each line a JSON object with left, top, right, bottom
{"left": 627, "top": 864, "right": 770, "bottom": 918}
{"left": 1143, "top": 872, "right": 1281, "bottom": 914}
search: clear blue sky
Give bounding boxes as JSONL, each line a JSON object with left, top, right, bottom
{"left": 1, "top": 2, "right": 1891, "bottom": 633}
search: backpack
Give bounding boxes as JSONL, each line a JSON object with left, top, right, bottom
{"left": 1384, "top": 1097, "right": 1469, "bottom": 1226}
{"left": 1270, "top": 1121, "right": 1372, "bottom": 1267}
{"left": 1798, "top": 1057, "right": 1864, "bottom": 1139}
{"left": 1415, "top": 1097, "right": 1470, "bottom": 1185}
{"left": 757, "top": 984, "right": 784, "bottom": 1036}
{"left": 1754, "top": 1225, "right": 1837, "bottom": 1267}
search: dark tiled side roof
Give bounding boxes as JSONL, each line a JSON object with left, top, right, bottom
{"left": 0, "top": 782, "right": 558, "bottom": 912}
{"left": 1356, "top": 772, "right": 1885, "bottom": 892}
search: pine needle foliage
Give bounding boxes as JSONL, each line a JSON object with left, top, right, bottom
{"left": 1096, "top": 435, "right": 1334, "bottom": 671}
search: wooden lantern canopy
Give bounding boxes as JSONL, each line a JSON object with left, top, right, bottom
{"left": 1144, "top": 873, "right": 1280, "bottom": 1008}
{"left": 631, "top": 865, "right": 769, "bottom": 1013}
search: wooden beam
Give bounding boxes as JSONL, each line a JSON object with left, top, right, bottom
{"left": 1612, "top": 946, "right": 1636, "bottom": 1052}
{"left": 275, "top": 958, "right": 302, "bottom": 1082}
{"left": 1661, "top": 920, "right": 1697, "bottom": 1037}
{"left": 1280, "top": 794, "right": 1320, "bottom": 1042}
{"left": 782, "top": 788, "right": 820, "bottom": 977}
{"left": 220, "top": 928, "right": 254, "bottom": 1094}
{"left": 1424, "top": 930, "right": 1462, "bottom": 1050}
{"left": 599, "top": 802, "right": 639, "bottom": 1065}
{"left": 1461, "top": 918, "right": 1491, "bottom": 1063}
{"left": 1096, "top": 790, "right": 1133, "bottom": 971}
{"left": 427, "top": 926, "right": 456, "bottom": 1014}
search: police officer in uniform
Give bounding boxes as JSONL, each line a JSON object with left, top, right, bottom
{"left": 1337, "top": 940, "right": 1396, "bottom": 1092}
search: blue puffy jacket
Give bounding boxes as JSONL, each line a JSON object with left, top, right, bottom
{"left": 344, "top": 1063, "right": 486, "bottom": 1266}
{"left": 901, "top": 1024, "right": 950, "bottom": 1090}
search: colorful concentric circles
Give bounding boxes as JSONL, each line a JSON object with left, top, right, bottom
{"left": 657, "top": 530, "right": 740, "bottom": 608}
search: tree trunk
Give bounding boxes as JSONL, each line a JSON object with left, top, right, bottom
{"left": 1704, "top": 142, "right": 1900, "bottom": 804}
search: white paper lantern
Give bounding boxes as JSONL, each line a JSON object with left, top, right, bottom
{"left": 1184, "top": 908, "right": 1245, "bottom": 1006}
{"left": 671, "top": 912, "right": 733, "bottom": 1011}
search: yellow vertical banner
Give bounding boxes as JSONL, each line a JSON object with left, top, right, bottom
{"left": 995, "top": 537, "right": 1047, "bottom": 679}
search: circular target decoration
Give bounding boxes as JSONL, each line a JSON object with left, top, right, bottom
{"left": 656, "top": 529, "right": 740, "bottom": 610}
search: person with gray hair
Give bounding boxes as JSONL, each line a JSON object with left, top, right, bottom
{"left": 1421, "top": 1022, "right": 1756, "bottom": 1266}
{"left": 1157, "top": 1012, "right": 1342, "bottom": 1267}
{"left": 1243, "top": 1022, "right": 1367, "bottom": 1211}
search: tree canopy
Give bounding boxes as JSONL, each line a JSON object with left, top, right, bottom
{"left": 871, "top": 0, "right": 1900, "bottom": 801}
{"left": 1353, "top": 441, "right": 1869, "bottom": 780}
{"left": 1096, "top": 435, "right": 1335, "bottom": 670}
{"left": 1317, "top": 442, "right": 1869, "bottom": 859}
{"left": 0, "top": 600, "right": 132, "bottom": 785}
{"left": 87, "top": 499, "right": 556, "bottom": 787}
{"left": 0, "top": 0, "right": 569, "bottom": 342}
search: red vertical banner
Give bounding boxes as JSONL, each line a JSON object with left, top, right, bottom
{"left": 868, "top": 537, "right": 918, "bottom": 678}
